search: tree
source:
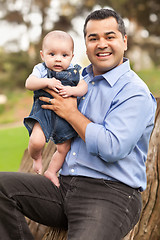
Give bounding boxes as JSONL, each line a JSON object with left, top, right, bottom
{"left": 124, "top": 98, "right": 160, "bottom": 240}
{"left": 0, "top": 51, "right": 33, "bottom": 89}
{"left": 1, "top": 0, "right": 160, "bottom": 49}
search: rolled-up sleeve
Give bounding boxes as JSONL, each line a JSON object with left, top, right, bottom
{"left": 85, "top": 86, "right": 155, "bottom": 163}
{"left": 85, "top": 122, "right": 102, "bottom": 156}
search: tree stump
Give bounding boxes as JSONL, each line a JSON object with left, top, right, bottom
{"left": 19, "top": 142, "right": 57, "bottom": 240}
{"left": 19, "top": 98, "right": 160, "bottom": 240}
{"left": 124, "top": 97, "right": 160, "bottom": 240}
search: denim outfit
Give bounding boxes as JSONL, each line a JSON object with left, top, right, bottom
{"left": 24, "top": 63, "right": 81, "bottom": 144}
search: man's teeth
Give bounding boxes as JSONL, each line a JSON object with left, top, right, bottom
{"left": 98, "top": 53, "right": 110, "bottom": 56}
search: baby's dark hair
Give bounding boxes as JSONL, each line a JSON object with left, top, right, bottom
{"left": 83, "top": 9, "right": 126, "bottom": 37}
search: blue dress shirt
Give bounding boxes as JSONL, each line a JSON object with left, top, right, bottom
{"left": 60, "top": 58, "right": 157, "bottom": 191}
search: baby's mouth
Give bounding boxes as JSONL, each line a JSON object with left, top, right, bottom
{"left": 54, "top": 65, "right": 62, "bottom": 68}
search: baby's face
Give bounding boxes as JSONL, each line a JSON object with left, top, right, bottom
{"left": 40, "top": 37, "right": 74, "bottom": 72}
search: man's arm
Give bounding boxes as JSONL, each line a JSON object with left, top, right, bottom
{"left": 39, "top": 88, "right": 91, "bottom": 141}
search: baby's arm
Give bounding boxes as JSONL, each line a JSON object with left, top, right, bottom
{"left": 25, "top": 75, "right": 63, "bottom": 92}
{"left": 59, "top": 79, "right": 88, "bottom": 98}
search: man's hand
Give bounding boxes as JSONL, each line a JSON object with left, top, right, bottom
{"left": 39, "top": 88, "right": 77, "bottom": 120}
{"left": 39, "top": 88, "right": 91, "bottom": 142}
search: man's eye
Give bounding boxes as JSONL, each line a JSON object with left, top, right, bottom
{"left": 107, "top": 36, "right": 114, "bottom": 40}
{"left": 90, "top": 38, "right": 97, "bottom": 41}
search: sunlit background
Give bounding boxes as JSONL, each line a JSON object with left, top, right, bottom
{"left": 0, "top": 0, "right": 160, "bottom": 171}
{"left": 0, "top": 0, "right": 160, "bottom": 68}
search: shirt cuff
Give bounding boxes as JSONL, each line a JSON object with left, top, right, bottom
{"left": 85, "top": 122, "right": 102, "bottom": 155}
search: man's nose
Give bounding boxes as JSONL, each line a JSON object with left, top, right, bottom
{"left": 97, "top": 38, "right": 108, "bottom": 48}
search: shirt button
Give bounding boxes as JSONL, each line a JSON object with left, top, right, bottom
{"left": 82, "top": 96, "right": 85, "bottom": 100}
{"left": 71, "top": 169, "right": 75, "bottom": 173}
{"left": 92, "top": 81, "right": 95, "bottom": 85}
{"left": 73, "top": 152, "right": 76, "bottom": 156}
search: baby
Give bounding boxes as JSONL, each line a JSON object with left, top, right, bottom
{"left": 24, "top": 30, "right": 88, "bottom": 187}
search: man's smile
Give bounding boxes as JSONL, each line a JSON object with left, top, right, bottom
{"left": 96, "top": 52, "right": 112, "bottom": 58}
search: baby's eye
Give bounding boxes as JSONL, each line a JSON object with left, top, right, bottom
{"left": 63, "top": 54, "right": 67, "bottom": 57}
{"left": 50, "top": 53, "right": 55, "bottom": 56}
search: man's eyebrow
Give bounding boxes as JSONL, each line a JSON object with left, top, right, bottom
{"left": 87, "top": 31, "right": 116, "bottom": 38}
{"left": 88, "top": 33, "right": 97, "bottom": 38}
{"left": 105, "top": 31, "right": 116, "bottom": 35}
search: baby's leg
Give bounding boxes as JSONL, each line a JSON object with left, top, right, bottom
{"left": 44, "top": 139, "right": 71, "bottom": 187}
{"left": 28, "top": 122, "right": 46, "bottom": 174}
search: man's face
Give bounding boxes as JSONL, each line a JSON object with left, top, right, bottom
{"left": 85, "top": 17, "right": 127, "bottom": 76}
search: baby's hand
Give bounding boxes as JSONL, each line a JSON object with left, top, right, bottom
{"left": 47, "top": 78, "right": 63, "bottom": 92}
{"left": 59, "top": 86, "right": 73, "bottom": 98}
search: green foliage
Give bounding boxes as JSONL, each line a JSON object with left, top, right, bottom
{"left": 0, "top": 126, "right": 29, "bottom": 171}
{"left": 0, "top": 104, "right": 5, "bottom": 114}
{"left": 0, "top": 0, "right": 159, "bottom": 87}
{"left": 97, "top": 0, "right": 160, "bottom": 36}
{"left": 136, "top": 68, "right": 160, "bottom": 97}
{"left": 0, "top": 50, "right": 34, "bottom": 91}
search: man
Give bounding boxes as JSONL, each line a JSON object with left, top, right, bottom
{"left": 0, "top": 9, "right": 157, "bottom": 240}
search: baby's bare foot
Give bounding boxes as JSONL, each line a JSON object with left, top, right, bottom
{"left": 33, "top": 159, "right": 42, "bottom": 174}
{"left": 44, "top": 170, "right": 60, "bottom": 187}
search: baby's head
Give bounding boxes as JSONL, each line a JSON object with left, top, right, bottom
{"left": 40, "top": 30, "right": 74, "bottom": 72}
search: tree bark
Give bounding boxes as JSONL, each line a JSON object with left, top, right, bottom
{"left": 19, "top": 98, "right": 160, "bottom": 240}
{"left": 124, "top": 98, "right": 160, "bottom": 240}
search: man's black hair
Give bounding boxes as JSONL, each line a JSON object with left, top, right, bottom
{"left": 83, "top": 8, "right": 126, "bottom": 37}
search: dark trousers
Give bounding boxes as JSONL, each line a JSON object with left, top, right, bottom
{"left": 0, "top": 172, "right": 142, "bottom": 240}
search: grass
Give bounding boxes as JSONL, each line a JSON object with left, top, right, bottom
{"left": 0, "top": 126, "right": 29, "bottom": 171}
{"left": 136, "top": 68, "right": 160, "bottom": 97}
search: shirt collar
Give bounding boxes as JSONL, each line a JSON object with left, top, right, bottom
{"left": 82, "top": 64, "right": 93, "bottom": 78}
{"left": 82, "top": 58, "right": 131, "bottom": 87}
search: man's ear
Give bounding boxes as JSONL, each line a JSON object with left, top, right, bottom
{"left": 124, "top": 35, "right": 128, "bottom": 51}
{"left": 40, "top": 50, "right": 44, "bottom": 61}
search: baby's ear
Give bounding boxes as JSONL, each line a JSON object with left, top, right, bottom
{"left": 40, "top": 50, "right": 44, "bottom": 61}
